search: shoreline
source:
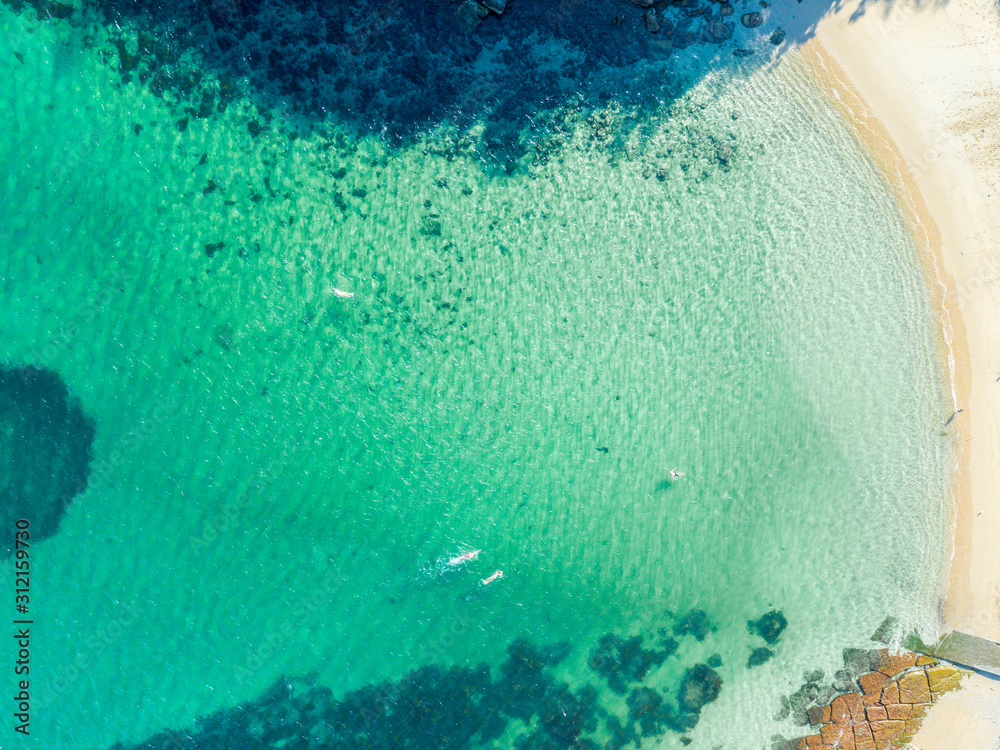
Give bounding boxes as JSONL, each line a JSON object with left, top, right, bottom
{"left": 800, "top": 13, "right": 970, "bottom": 629}
{"left": 806, "top": 0, "right": 1000, "bottom": 646}
{"left": 800, "top": 0, "right": 1000, "bottom": 744}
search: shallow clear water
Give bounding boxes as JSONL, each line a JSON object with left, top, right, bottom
{"left": 0, "top": 5, "right": 950, "bottom": 750}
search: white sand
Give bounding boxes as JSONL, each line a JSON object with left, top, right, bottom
{"left": 910, "top": 672, "right": 1000, "bottom": 750}
{"left": 801, "top": 0, "right": 1000, "bottom": 744}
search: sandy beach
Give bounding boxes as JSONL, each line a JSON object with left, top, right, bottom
{"left": 801, "top": 0, "right": 1000, "bottom": 744}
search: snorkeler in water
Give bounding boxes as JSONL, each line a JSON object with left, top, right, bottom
{"left": 481, "top": 570, "right": 503, "bottom": 585}
{"left": 333, "top": 288, "right": 354, "bottom": 299}
{"left": 670, "top": 468, "right": 685, "bottom": 480}
{"left": 447, "top": 549, "right": 481, "bottom": 566}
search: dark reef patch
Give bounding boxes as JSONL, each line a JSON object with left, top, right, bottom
{"left": 109, "top": 622, "right": 727, "bottom": 750}
{"left": 2, "top": 0, "right": 766, "bottom": 169}
{"left": 588, "top": 631, "right": 676, "bottom": 694}
{"left": 747, "top": 646, "right": 774, "bottom": 668}
{"left": 747, "top": 609, "right": 788, "bottom": 645}
{"left": 672, "top": 608, "right": 715, "bottom": 642}
{"left": 66, "top": 0, "right": 668, "bottom": 152}
{"left": 677, "top": 663, "right": 722, "bottom": 713}
{"left": 0, "top": 0, "right": 74, "bottom": 19}
{"left": 0, "top": 365, "right": 96, "bottom": 556}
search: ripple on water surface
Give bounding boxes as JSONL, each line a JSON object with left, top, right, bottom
{"left": 0, "top": 7, "right": 950, "bottom": 750}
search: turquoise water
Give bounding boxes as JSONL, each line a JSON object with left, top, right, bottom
{"left": 0, "top": 5, "right": 951, "bottom": 750}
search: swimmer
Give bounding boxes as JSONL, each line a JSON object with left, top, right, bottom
{"left": 333, "top": 288, "right": 355, "bottom": 299}
{"left": 670, "top": 468, "right": 685, "bottom": 480}
{"left": 481, "top": 570, "right": 503, "bottom": 585}
{"left": 447, "top": 549, "right": 481, "bottom": 566}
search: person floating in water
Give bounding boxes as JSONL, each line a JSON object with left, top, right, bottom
{"left": 670, "top": 468, "right": 685, "bottom": 480}
{"left": 481, "top": 570, "right": 503, "bottom": 585}
{"left": 447, "top": 549, "right": 481, "bottom": 566}
{"left": 333, "top": 288, "right": 354, "bottom": 299}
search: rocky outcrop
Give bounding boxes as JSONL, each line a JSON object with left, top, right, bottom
{"left": 779, "top": 648, "right": 968, "bottom": 750}
{"left": 645, "top": 9, "right": 660, "bottom": 33}
{"left": 454, "top": 0, "right": 508, "bottom": 34}
{"left": 454, "top": 0, "right": 490, "bottom": 35}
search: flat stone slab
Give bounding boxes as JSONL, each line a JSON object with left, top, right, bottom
{"left": 905, "top": 630, "right": 1000, "bottom": 677}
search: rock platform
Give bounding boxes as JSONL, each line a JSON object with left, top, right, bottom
{"left": 790, "top": 649, "right": 967, "bottom": 750}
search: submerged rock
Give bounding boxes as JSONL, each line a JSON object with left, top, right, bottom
{"left": 662, "top": 703, "right": 701, "bottom": 733}
{"left": 843, "top": 647, "right": 875, "bottom": 677}
{"left": 815, "top": 685, "right": 836, "bottom": 706}
{"left": 538, "top": 684, "right": 598, "bottom": 745}
{"left": 123, "top": 636, "right": 590, "bottom": 750}
{"left": 741, "top": 11, "right": 763, "bottom": 27}
{"left": 748, "top": 647, "right": 775, "bottom": 668}
{"left": 626, "top": 686, "right": 663, "bottom": 736}
{"left": 678, "top": 664, "right": 722, "bottom": 713}
{"left": 114, "top": 624, "right": 742, "bottom": 750}
{"left": 747, "top": 610, "right": 787, "bottom": 645}
{"left": 832, "top": 669, "right": 855, "bottom": 692}
{"left": 495, "top": 638, "right": 556, "bottom": 722}
{"left": 788, "top": 681, "right": 820, "bottom": 710}
{"left": 782, "top": 678, "right": 824, "bottom": 726}
{"left": 605, "top": 716, "right": 639, "bottom": 749}
{"left": 871, "top": 616, "right": 900, "bottom": 644}
{"left": 705, "top": 21, "right": 733, "bottom": 43}
{"left": 773, "top": 695, "right": 791, "bottom": 721}
{"left": 673, "top": 609, "right": 715, "bottom": 641}
{"left": 454, "top": 0, "right": 489, "bottom": 34}
{"left": 588, "top": 632, "right": 674, "bottom": 694}
{"left": 673, "top": 30, "right": 698, "bottom": 48}
{"left": 645, "top": 9, "right": 660, "bottom": 33}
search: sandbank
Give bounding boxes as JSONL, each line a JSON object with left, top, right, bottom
{"left": 799, "top": 0, "right": 1000, "bottom": 744}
